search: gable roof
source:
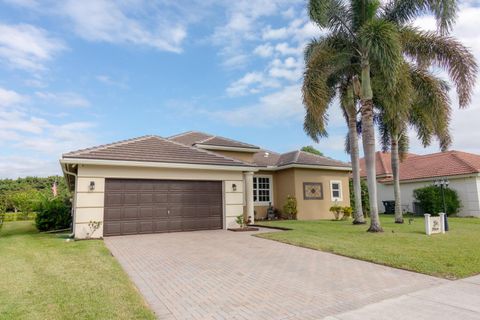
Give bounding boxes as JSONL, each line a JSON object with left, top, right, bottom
{"left": 360, "top": 151, "right": 480, "bottom": 182}
{"left": 275, "top": 150, "right": 351, "bottom": 169}
{"left": 63, "top": 135, "right": 255, "bottom": 167}
{"left": 169, "top": 131, "right": 260, "bottom": 150}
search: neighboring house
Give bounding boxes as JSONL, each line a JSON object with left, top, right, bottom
{"left": 61, "top": 132, "right": 351, "bottom": 239}
{"left": 360, "top": 151, "right": 480, "bottom": 217}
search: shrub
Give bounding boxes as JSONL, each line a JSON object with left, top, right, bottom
{"left": 35, "top": 195, "right": 72, "bottom": 232}
{"left": 349, "top": 178, "right": 370, "bottom": 217}
{"left": 413, "top": 185, "right": 461, "bottom": 216}
{"left": 283, "top": 195, "right": 297, "bottom": 220}
{"left": 342, "top": 206, "right": 353, "bottom": 220}
{"left": 235, "top": 214, "right": 245, "bottom": 228}
{"left": 329, "top": 205, "right": 343, "bottom": 220}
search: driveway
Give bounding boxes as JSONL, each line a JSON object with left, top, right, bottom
{"left": 105, "top": 229, "right": 444, "bottom": 320}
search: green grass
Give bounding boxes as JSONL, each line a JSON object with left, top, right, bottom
{"left": 256, "top": 215, "right": 480, "bottom": 279}
{"left": 0, "top": 221, "right": 155, "bottom": 320}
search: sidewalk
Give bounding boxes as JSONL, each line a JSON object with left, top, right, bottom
{"left": 325, "top": 275, "right": 480, "bottom": 320}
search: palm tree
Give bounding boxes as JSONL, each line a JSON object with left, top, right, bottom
{"left": 375, "top": 64, "right": 454, "bottom": 223}
{"left": 303, "top": 0, "right": 474, "bottom": 232}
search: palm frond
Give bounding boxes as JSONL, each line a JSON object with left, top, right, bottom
{"left": 401, "top": 27, "right": 478, "bottom": 107}
{"left": 308, "top": 0, "right": 353, "bottom": 35}
{"left": 383, "top": 0, "right": 458, "bottom": 34}
{"left": 350, "top": 0, "right": 381, "bottom": 32}
{"left": 360, "top": 19, "right": 402, "bottom": 85}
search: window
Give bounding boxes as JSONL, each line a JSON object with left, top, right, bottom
{"left": 330, "top": 180, "right": 342, "bottom": 201}
{"left": 253, "top": 176, "right": 272, "bottom": 205}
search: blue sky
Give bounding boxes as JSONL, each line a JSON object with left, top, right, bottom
{"left": 0, "top": 0, "right": 479, "bottom": 178}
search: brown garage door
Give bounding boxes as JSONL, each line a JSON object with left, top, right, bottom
{"left": 104, "top": 179, "right": 223, "bottom": 236}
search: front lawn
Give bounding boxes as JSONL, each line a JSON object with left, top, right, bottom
{"left": 256, "top": 215, "right": 480, "bottom": 279}
{"left": 0, "top": 221, "right": 155, "bottom": 320}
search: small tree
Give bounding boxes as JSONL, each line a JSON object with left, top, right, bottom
{"left": 35, "top": 195, "right": 72, "bottom": 232}
{"left": 301, "top": 146, "right": 323, "bottom": 156}
{"left": 283, "top": 195, "right": 298, "bottom": 219}
{"left": 7, "top": 189, "right": 40, "bottom": 218}
{"left": 329, "top": 205, "right": 343, "bottom": 220}
{"left": 235, "top": 214, "right": 245, "bottom": 228}
{"left": 413, "top": 185, "right": 461, "bottom": 216}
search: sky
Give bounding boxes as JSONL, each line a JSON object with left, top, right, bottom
{"left": 0, "top": 0, "right": 479, "bottom": 178}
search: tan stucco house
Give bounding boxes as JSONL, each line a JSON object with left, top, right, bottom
{"left": 61, "top": 131, "right": 351, "bottom": 239}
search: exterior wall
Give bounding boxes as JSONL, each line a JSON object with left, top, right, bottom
{"left": 73, "top": 164, "right": 245, "bottom": 239}
{"left": 211, "top": 150, "right": 254, "bottom": 163}
{"left": 292, "top": 168, "right": 351, "bottom": 220}
{"left": 271, "top": 169, "right": 296, "bottom": 218}
{"left": 377, "top": 175, "right": 480, "bottom": 217}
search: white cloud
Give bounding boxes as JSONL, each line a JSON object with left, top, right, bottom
{"left": 96, "top": 75, "right": 128, "bottom": 89}
{"left": 58, "top": 0, "right": 187, "bottom": 53}
{"left": 0, "top": 86, "right": 96, "bottom": 178}
{"left": 253, "top": 43, "right": 274, "bottom": 57}
{"left": 0, "top": 87, "right": 27, "bottom": 107}
{"left": 35, "top": 91, "right": 90, "bottom": 108}
{"left": 226, "top": 72, "right": 280, "bottom": 96}
{"left": 211, "top": 84, "right": 304, "bottom": 126}
{"left": 0, "top": 23, "right": 65, "bottom": 72}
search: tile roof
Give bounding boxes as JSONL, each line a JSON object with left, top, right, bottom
{"left": 63, "top": 135, "right": 254, "bottom": 167}
{"left": 360, "top": 151, "right": 480, "bottom": 182}
{"left": 252, "top": 150, "right": 281, "bottom": 167}
{"left": 169, "top": 131, "right": 260, "bottom": 149}
{"left": 252, "top": 150, "right": 351, "bottom": 169}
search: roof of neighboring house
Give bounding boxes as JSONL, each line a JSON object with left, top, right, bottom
{"left": 63, "top": 135, "right": 255, "bottom": 167}
{"left": 169, "top": 131, "right": 260, "bottom": 150}
{"left": 360, "top": 152, "right": 419, "bottom": 177}
{"left": 360, "top": 151, "right": 480, "bottom": 182}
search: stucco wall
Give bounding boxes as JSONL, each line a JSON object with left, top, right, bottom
{"left": 377, "top": 175, "right": 480, "bottom": 217}
{"left": 292, "top": 168, "right": 350, "bottom": 220}
{"left": 73, "top": 164, "right": 246, "bottom": 238}
{"left": 211, "top": 150, "right": 254, "bottom": 163}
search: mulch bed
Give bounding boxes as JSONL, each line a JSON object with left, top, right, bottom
{"left": 227, "top": 227, "right": 259, "bottom": 232}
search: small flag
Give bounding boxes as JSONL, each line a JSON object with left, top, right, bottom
{"left": 52, "top": 181, "right": 58, "bottom": 197}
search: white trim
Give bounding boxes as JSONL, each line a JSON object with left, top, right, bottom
{"left": 379, "top": 173, "right": 480, "bottom": 185}
{"left": 195, "top": 144, "right": 260, "bottom": 153}
{"left": 330, "top": 180, "right": 343, "bottom": 201}
{"left": 253, "top": 174, "right": 273, "bottom": 206}
{"left": 260, "top": 164, "right": 352, "bottom": 171}
{"left": 60, "top": 158, "right": 258, "bottom": 172}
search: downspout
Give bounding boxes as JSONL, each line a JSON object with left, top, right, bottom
{"left": 62, "top": 162, "right": 78, "bottom": 238}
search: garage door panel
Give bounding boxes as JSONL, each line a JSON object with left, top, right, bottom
{"left": 123, "top": 207, "right": 139, "bottom": 219}
{"left": 104, "top": 208, "right": 121, "bottom": 221}
{"left": 104, "top": 179, "right": 223, "bottom": 236}
{"left": 121, "top": 221, "right": 138, "bottom": 234}
{"left": 124, "top": 193, "right": 138, "bottom": 205}
{"left": 104, "top": 221, "right": 121, "bottom": 236}
{"left": 105, "top": 193, "right": 123, "bottom": 206}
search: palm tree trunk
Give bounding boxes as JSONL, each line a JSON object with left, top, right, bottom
{"left": 391, "top": 136, "right": 404, "bottom": 223}
{"left": 359, "top": 60, "right": 383, "bottom": 232}
{"left": 346, "top": 86, "right": 365, "bottom": 224}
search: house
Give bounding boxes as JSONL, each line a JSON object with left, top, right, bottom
{"left": 60, "top": 132, "right": 351, "bottom": 239}
{"left": 360, "top": 151, "right": 480, "bottom": 217}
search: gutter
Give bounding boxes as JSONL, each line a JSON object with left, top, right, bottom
{"left": 259, "top": 164, "right": 352, "bottom": 172}
{"left": 61, "top": 162, "right": 78, "bottom": 238}
{"left": 60, "top": 158, "right": 259, "bottom": 172}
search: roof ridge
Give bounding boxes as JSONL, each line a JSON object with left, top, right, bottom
{"left": 377, "top": 152, "right": 389, "bottom": 174}
{"left": 163, "top": 135, "right": 253, "bottom": 166}
{"left": 196, "top": 135, "right": 216, "bottom": 144}
{"left": 63, "top": 135, "right": 155, "bottom": 157}
{"left": 294, "top": 150, "right": 301, "bottom": 162}
{"left": 166, "top": 131, "right": 197, "bottom": 139}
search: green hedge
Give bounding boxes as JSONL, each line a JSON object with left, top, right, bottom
{"left": 35, "top": 196, "right": 72, "bottom": 232}
{"left": 413, "top": 185, "right": 461, "bottom": 216}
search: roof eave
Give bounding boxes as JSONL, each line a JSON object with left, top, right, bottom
{"left": 258, "top": 164, "right": 352, "bottom": 171}
{"left": 60, "top": 157, "right": 258, "bottom": 172}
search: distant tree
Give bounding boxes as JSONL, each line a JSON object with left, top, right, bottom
{"left": 7, "top": 189, "right": 41, "bottom": 217}
{"left": 301, "top": 146, "right": 323, "bottom": 156}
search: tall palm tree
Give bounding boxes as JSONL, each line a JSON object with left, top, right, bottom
{"left": 376, "top": 64, "right": 454, "bottom": 223}
{"left": 303, "top": 0, "right": 473, "bottom": 232}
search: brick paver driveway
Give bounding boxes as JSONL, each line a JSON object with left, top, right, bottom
{"left": 105, "top": 229, "right": 444, "bottom": 320}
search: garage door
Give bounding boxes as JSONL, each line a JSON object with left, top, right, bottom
{"left": 104, "top": 179, "right": 223, "bottom": 236}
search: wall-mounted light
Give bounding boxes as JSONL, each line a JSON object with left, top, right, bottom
{"left": 89, "top": 181, "right": 95, "bottom": 191}
{"left": 232, "top": 183, "right": 237, "bottom": 192}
